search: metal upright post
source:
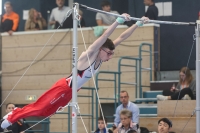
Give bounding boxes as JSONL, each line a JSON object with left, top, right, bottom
{"left": 196, "top": 20, "right": 200, "bottom": 133}
{"left": 72, "top": 3, "right": 79, "bottom": 133}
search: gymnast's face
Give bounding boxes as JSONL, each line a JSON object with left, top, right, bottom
{"left": 6, "top": 104, "right": 15, "bottom": 113}
{"left": 99, "top": 48, "right": 114, "bottom": 62}
{"left": 158, "top": 121, "right": 171, "bottom": 133}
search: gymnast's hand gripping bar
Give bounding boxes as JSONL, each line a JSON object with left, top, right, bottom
{"left": 79, "top": 4, "right": 196, "bottom": 26}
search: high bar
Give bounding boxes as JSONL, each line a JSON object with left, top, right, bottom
{"left": 79, "top": 4, "right": 196, "bottom": 26}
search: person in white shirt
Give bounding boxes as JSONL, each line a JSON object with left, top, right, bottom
{"left": 49, "top": 0, "right": 71, "bottom": 29}
{"left": 96, "top": 0, "right": 119, "bottom": 26}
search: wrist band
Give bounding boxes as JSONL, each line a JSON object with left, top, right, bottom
{"left": 116, "top": 17, "right": 125, "bottom": 24}
{"left": 136, "top": 21, "right": 143, "bottom": 27}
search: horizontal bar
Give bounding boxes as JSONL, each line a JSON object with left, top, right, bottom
{"left": 78, "top": 95, "right": 92, "bottom": 98}
{"left": 98, "top": 71, "right": 120, "bottom": 74}
{"left": 79, "top": 4, "right": 196, "bottom": 26}
{"left": 100, "top": 98, "right": 116, "bottom": 100}
{"left": 135, "top": 98, "right": 157, "bottom": 101}
{"left": 150, "top": 80, "right": 179, "bottom": 83}
{"left": 104, "top": 116, "right": 115, "bottom": 118}
{"left": 81, "top": 87, "right": 96, "bottom": 90}
{"left": 120, "top": 71, "right": 136, "bottom": 72}
{"left": 141, "top": 50, "right": 151, "bottom": 52}
{"left": 78, "top": 114, "right": 92, "bottom": 117}
{"left": 120, "top": 56, "right": 141, "bottom": 60}
{"left": 141, "top": 85, "right": 150, "bottom": 87}
{"left": 98, "top": 79, "right": 115, "bottom": 81}
{"left": 24, "top": 121, "right": 49, "bottom": 124}
{"left": 141, "top": 68, "right": 151, "bottom": 70}
{"left": 120, "top": 64, "right": 136, "bottom": 67}
{"left": 121, "top": 82, "right": 136, "bottom": 85}
{"left": 56, "top": 112, "right": 69, "bottom": 114}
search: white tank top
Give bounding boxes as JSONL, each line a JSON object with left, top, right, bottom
{"left": 66, "top": 60, "right": 102, "bottom": 90}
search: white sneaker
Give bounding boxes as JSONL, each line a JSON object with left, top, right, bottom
{"left": 1, "top": 119, "right": 12, "bottom": 129}
{"left": 157, "top": 95, "right": 168, "bottom": 101}
{"left": 182, "top": 94, "right": 191, "bottom": 100}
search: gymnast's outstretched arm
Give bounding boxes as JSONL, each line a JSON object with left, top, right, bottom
{"left": 113, "top": 16, "right": 149, "bottom": 47}
{"left": 86, "top": 13, "right": 130, "bottom": 55}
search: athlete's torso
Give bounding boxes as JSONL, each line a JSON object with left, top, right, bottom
{"left": 66, "top": 60, "right": 102, "bottom": 90}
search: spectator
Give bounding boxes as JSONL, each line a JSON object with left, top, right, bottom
{"left": 114, "top": 91, "right": 139, "bottom": 127}
{"left": 113, "top": 109, "right": 139, "bottom": 133}
{"left": 157, "top": 67, "right": 196, "bottom": 101}
{"left": 94, "top": 116, "right": 113, "bottom": 133}
{"left": 0, "top": 103, "right": 28, "bottom": 133}
{"left": 144, "top": 0, "right": 158, "bottom": 20}
{"left": 49, "top": 0, "right": 72, "bottom": 29}
{"left": 96, "top": 0, "right": 119, "bottom": 26}
{"left": 24, "top": 8, "right": 47, "bottom": 31}
{"left": 157, "top": 118, "right": 172, "bottom": 133}
{"left": 1, "top": 1, "right": 19, "bottom": 35}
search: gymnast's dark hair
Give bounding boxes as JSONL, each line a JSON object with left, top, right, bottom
{"left": 101, "top": 38, "right": 115, "bottom": 50}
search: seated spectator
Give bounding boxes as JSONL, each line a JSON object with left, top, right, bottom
{"left": 157, "top": 118, "right": 172, "bottom": 133}
{"left": 25, "top": 8, "right": 47, "bottom": 31}
{"left": 24, "top": 8, "right": 47, "bottom": 31}
{"left": 114, "top": 91, "right": 139, "bottom": 127}
{"left": 157, "top": 67, "right": 196, "bottom": 101}
{"left": 113, "top": 109, "right": 139, "bottom": 133}
{"left": 94, "top": 116, "right": 113, "bottom": 133}
{"left": 96, "top": 0, "right": 119, "bottom": 26}
{"left": 0, "top": 103, "right": 28, "bottom": 133}
{"left": 49, "top": 0, "right": 72, "bottom": 29}
{"left": 0, "top": 1, "right": 19, "bottom": 35}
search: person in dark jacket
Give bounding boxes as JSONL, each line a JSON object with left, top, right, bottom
{"left": 144, "top": 0, "right": 158, "bottom": 20}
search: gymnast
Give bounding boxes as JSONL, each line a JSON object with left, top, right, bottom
{"left": 1, "top": 13, "right": 149, "bottom": 129}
